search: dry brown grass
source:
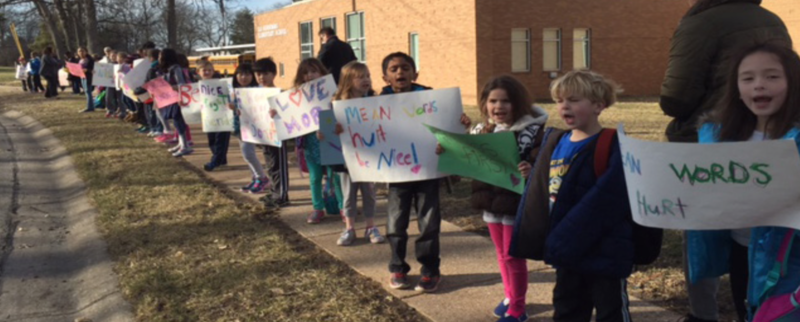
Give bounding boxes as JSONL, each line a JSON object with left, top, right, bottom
{"left": 0, "top": 86, "right": 428, "bottom": 322}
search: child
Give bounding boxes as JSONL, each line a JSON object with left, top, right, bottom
{"left": 694, "top": 42, "right": 800, "bottom": 320}
{"left": 16, "top": 58, "right": 28, "bottom": 92}
{"left": 326, "top": 61, "right": 383, "bottom": 245}
{"left": 227, "top": 63, "right": 270, "bottom": 192}
{"left": 105, "top": 50, "right": 120, "bottom": 119}
{"left": 380, "top": 52, "right": 468, "bottom": 292}
{"left": 289, "top": 58, "right": 344, "bottom": 223}
{"left": 256, "top": 58, "right": 290, "bottom": 206}
{"left": 77, "top": 47, "right": 95, "bottom": 113}
{"left": 29, "top": 51, "right": 44, "bottom": 93}
{"left": 197, "top": 60, "right": 231, "bottom": 172}
{"left": 135, "top": 48, "right": 164, "bottom": 136}
{"left": 458, "top": 75, "right": 547, "bottom": 321}
{"left": 154, "top": 48, "right": 192, "bottom": 157}
{"left": 512, "top": 70, "right": 632, "bottom": 321}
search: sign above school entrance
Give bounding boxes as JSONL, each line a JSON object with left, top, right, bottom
{"left": 258, "top": 24, "right": 288, "bottom": 39}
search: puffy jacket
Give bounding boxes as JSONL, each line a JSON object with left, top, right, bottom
{"left": 511, "top": 128, "right": 634, "bottom": 278}
{"left": 29, "top": 58, "right": 41, "bottom": 76}
{"left": 470, "top": 108, "right": 547, "bottom": 216}
{"left": 659, "top": 0, "right": 790, "bottom": 143}
{"left": 317, "top": 36, "right": 358, "bottom": 84}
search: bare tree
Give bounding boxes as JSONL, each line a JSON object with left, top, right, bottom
{"left": 83, "top": 0, "right": 100, "bottom": 54}
{"left": 52, "top": 0, "right": 74, "bottom": 52}
{"left": 31, "top": 0, "right": 67, "bottom": 56}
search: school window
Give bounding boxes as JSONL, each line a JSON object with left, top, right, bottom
{"left": 511, "top": 28, "right": 530, "bottom": 72}
{"left": 409, "top": 33, "right": 420, "bottom": 70}
{"left": 321, "top": 17, "right": 336, "bottom": 33}
{"left": 573, "top": 28, "right": 591, "bottom": 70}
{"left": 300, "top": 21, "right": 314, "bottom": 60}
{"left": 346, "top": 12, "right": 366, "bottom": 62}
{"left": 543, "top": 28, "right": 561, "bottom": 71}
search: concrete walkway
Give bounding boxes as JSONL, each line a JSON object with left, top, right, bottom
{"left": 0, "top": 111, "right": 134, "bottom": 322}
{"left": 181, "top": 124, "right": 681, "bottom": 322}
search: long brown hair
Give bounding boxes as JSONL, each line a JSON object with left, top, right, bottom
{"left": 334, "top": 61, "right": 372, "bottom": 101}
{"left": 292, "top": 58, "right": 329, "bottom": 88}
{"left": 478, "top": 75, "right": 539, "bottom": 128}
{"left": 713, "top": 42, "right": 800, "bottom": 141}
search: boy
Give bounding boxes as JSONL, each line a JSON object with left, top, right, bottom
{"left": 380, "top": 52, "right": 441, "bottom": 292}
{"left": 516, "top": 70, "right": 633, "bottom": 321}
{"left": 255, "top": 58, "right": 290, "bottom": 208}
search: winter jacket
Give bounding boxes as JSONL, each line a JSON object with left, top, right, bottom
{"left": 510, "top": 128, "right": 634, "bottom": 278}
{"left": 29, "top": 58, "right": 41, "bottom": 76}
{"left": 690, "top": 124, "right": 800, "bottom": 311}
{"left": 40, "top": 55, "right": 61, "bottom": 78}
{"left": 317, "top": 36, "right": 358, "bottom": 84}
{"left": 659, "top": 0, "right": 790, "bottom": 143}
{"left": 470, "top": 108, "right": 547, "bottom": 216}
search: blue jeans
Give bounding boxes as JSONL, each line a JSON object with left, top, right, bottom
{"left": 82, "top": 78, "right": 94, "bottom": 111}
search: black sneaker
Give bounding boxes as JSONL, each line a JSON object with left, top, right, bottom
{"left": 389, "top": 273, "right": 411, "bottom": 289}
{"left": 680, "top": 315, "right": 717, "bottom": 322}
{"left": 414, "top": 275, "right": 441, "bottom": 293}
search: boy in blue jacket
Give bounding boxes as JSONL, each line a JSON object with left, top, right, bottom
{"left": 517, "top": 70, "right": 634, "bottom": 321}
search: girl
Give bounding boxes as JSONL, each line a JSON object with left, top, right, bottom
{"left": 693, "top": 42, "right": 800, "bottom": 321}
{"left": 197, "top": 60, "right": 231, "bottom": 172}
{"left": 442, "top": 75, "right": 547, "bottom": 322}
{"left": 228, "top": 63, "right": 269, "bottom": 193}
{"left": 154, "top": 48, "right": 193, "bottom": 157}
{"left": 326, "top": 61, "right": 381, "bottom": 245}
{"left": 77, "top": 47, "right": 95, "bottom": 113}
{"left": 290, "top": 59, "right": 343, "bottom": 224}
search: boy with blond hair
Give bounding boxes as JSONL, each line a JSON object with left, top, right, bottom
{"left": 511, "top": 70, "right": 633, "bottom": 321}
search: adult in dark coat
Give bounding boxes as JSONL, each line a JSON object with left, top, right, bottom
{"left": 317, "top": 27, "right": 357, "bottom": 84}
{"left": 658, "top": 1, "right": 791, "bottom": 321}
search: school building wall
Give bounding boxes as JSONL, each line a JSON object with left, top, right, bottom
{"left": 254, "top": 0, "right": 480, "bottom": 103}
{"left": 763, "top": 0, "right": 800, "bottom": 52}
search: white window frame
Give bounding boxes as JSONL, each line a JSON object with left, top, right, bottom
{"left": 299, "top": 21, "right": 314, "bottom": 60}
{"left": 511, "top": 28, "right": 531, "bottom": 72}
{"left": 409, "top": 32, "right": 420, "bottom": 70}
{"left": 346, "top": 11, "right": 366, "bottom": 62}
{"left": 320, "top": 16, "right": 337, "bottom": 34}
{"left": 543, "top": 28, "right": 562, "bottom": 72}
{"left": 573, "top": 28, "right": 591, "bottom": 70}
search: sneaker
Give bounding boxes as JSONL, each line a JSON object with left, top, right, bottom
{"left": 493, "top": 298, "right": 510, "bottom": 317}
{"left": 365, "top": 227, "right": 386, "bottom": 244}
{"left": 168, "top": 145, "right": 181, "bottom": 153}
{"left": 249, "top": 179, "right": 270, "bottom": 194}
{"left": 203, "top": 162, "right": 216, "bottom": 172}
{"left": 147, "top": 131, "right": 161, "bottom": 137}
{"left": 240, "top": 178, "right": 257, "bottom": 192}
{"left": 389, "top": 273, "right": 411, "bottom": 290}
{"left": 171, "top": 148, "right": 193, "bottom": 157}
{"left": 497, "top": 312, "right": 528, "bottom": 322}
{"left": 414, "top": 275, "right": 441, "bottom": 293}
{"left": 275, "top": 198, "right": 291, "bottom": 207}
{"left": 105, "top": 112, "right": 112, "bottom": 118}
{"left": 336, "top": 229, "right": 356, "bottom": 246}
{"left": 154, "top": 134, "right": 173, "bottom": 143}
{"left": 307, "top": 210, "right": 325, "bottom": 224}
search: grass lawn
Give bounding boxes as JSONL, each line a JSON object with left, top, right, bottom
{"left": 0, "top": 66, "right": 20, "bottom": 86}
{"left": 0, "top": 86, "right": 428, "bottom": 322}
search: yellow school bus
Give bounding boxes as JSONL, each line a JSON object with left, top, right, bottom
{"left": 188, "top": 53, "right": 256, "bottom": 77}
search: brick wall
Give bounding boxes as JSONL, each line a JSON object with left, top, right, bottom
{"left": 763, "top": 0, "right": 800, "bottom": 52}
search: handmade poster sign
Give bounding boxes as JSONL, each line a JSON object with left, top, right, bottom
{"left": 58, "top": 69, "right": 69, "bottom": 85}
{"left": 268, "top": 74, "right": 335, "bottom": 140}
{"left": 66, "top": 62, "right": 85, "bottom": 78}
{"left": 618, "top": 125, "right": 800, "bottom": 231}
{"left": 319, "top": 110, "right": 345, "bottom": 165}
{"left": 332, "top": 87, "right": 465, "bottom": 183}
{"left": 198, "top": 79, "right": 234, "bottom": 132}
{"left": 93, "top": 63, "right": 116, "bottom": 87}
{"left": 142, "top": 78, "right": 179, "bottom": 109}
{"left": 15, "top": 65, "right": 25, "bottom": 80}
{"left": 178, "top": 82, "right": 203, "bottom": 124}
{"left": 428, "top": 125, "right": 523, "bottom": 194}
{"left": 236, "top": 87, "right": 282, "bottom": 146}
{"left": 122, "top": 59, "right": 150, "bottom": 90}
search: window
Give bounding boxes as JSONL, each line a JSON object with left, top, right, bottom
{"left": 511, "top": 29, "right": 530, "bottom": 72}
{"left": 543, "top": 28, "right": 561, "bottom": 71}
{"left": 409, "top": 33, "right": 420, "bottom": 70}
{"left": 573, "top": 28, "right": 591, "bottom": 70}
{"left": 300, "top": 21, "right": 314, "bottom": 60}
{"left": 346, "top": 12, "right": 366, "bottom": 62}
{"left": 320, "top": 17, "right": 336, "bottom": 33}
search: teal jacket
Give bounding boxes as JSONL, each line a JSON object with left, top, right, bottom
{"left": 691, "top": 123, "right": 800, "bottom": 311}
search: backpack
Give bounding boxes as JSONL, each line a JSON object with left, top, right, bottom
{"left": 594, "top": 128, "right": 663, "bottom": 265}
{"left": 752, "top": 231, "right": 800, "bottom": 322}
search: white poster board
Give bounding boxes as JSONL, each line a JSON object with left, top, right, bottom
{"left": 267, "top": 74, "right": 335, "bottom": 140}
{"left": 93, "top": 63, "right": 116, "bottom": 87}
{"left": 618, "top": 125, "right": 800, "bottom": 230}
{"left": 178, "top": 82, "right": 203, "bottom": 124}
{"left": 15, "top": 65, "right": 26, "bottom": 80}
{"left": 332, "top": 87, "right": 465, "bottom": 183}
{"left": 122, "top": 59, "right": 150, "bottom": 90}
{"left": 198, "top": 79, "right": 234, "bottom": 132}
{"left": 58, "top": 70, "right": 69, "bottom": 86}
{"left": 236, "top": 88, "right": 283, "bottom": 146}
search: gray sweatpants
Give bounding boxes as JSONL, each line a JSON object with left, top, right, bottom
{"left": 339, "top": 172, "right": 376, "bottom": 219}
{"left": 239, "top": 140, "right": 266, "bottom": 179}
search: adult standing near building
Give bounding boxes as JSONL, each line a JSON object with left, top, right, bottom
{"left": 317, "top": 27, "right": 357, "bottom": 84}
{"left": 659, "top": 1, "right": 791, "bottom": 322}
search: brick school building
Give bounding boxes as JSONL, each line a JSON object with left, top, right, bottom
{"left": 253, "top": 1, "right": 790, "bottom": 103}
{"left": 764, "top": 0, "right": 800, "bottom": 52}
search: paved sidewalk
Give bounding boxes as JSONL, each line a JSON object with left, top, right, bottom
{"left": 181, "top": 124, "right": 681, "bottom": 322}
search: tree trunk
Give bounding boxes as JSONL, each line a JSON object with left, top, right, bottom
{"left": 72, "top": 0, "right": 86, "bottom": 48}
{"left": 53, "top": 0, "right": 74, "bottom": 52}
{"left": 167, "top": 0, "right": 176, "bottom": 48}
{"left": 83, "top": 0, "right": 100, "bottom": 55}
{"left": 32, "top": 0, "right": 68, "bottom": 57}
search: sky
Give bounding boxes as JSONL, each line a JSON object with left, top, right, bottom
{"left": 236, "top": 0, "right": 292, "bottom": 14}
